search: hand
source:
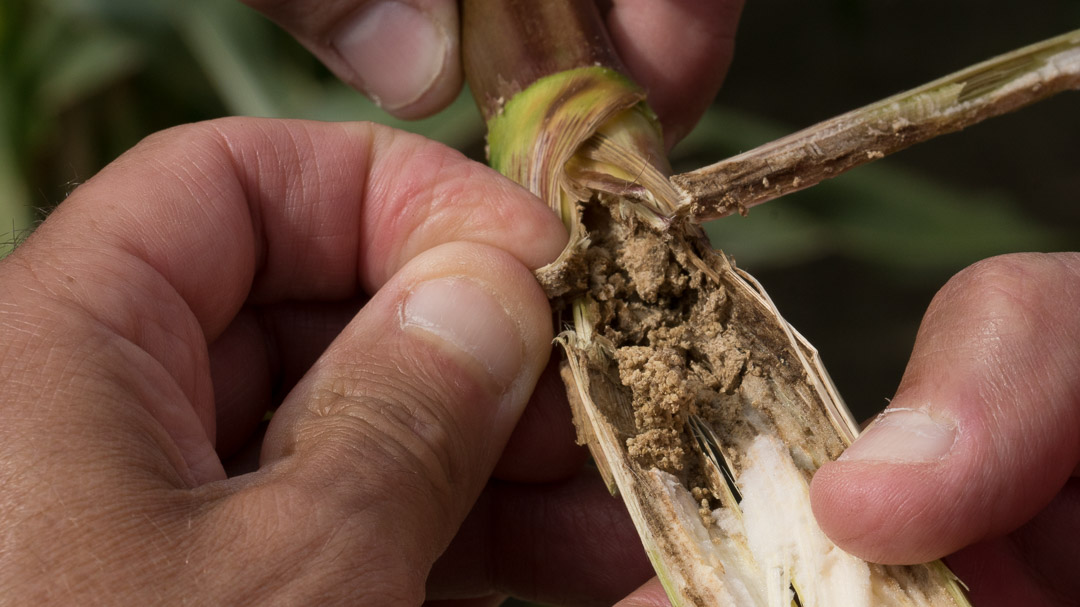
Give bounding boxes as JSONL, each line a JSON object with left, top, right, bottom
{"left": 811, "top": 253, "right": 1080, "bottom": 606}
{"left": 0, "top": 118, "right": 660, "bottom": 605}
{"left": 239, "top": 0, "right": 743, "bottom": 144}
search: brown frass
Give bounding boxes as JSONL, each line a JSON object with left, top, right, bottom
{"left": 578, "top": 202, "right": 751, "bottom": 489}
{"left": 560, "top": 192, "right": 849, "bottom": 516}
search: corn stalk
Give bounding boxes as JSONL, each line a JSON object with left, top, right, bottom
{"left": 463, "top": 2, "right": 1079, "bottom": 605}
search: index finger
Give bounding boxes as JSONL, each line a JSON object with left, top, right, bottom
{"left": 6, "top": 118, "right": 566, "bottom": 481}
{"left": 26, "top": 118, "right": 565, "bottom": 342}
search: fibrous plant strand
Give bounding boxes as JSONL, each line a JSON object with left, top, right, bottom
{"left": 671, "top": 28, "right": 1080, "bottom": 220}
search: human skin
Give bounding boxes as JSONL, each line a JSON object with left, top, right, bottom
{"left": 0, "top": 119, "right": 664, "bottom": 605}
{"left": 237, "top": 0, "right": 744, "bottom": 147}
{"left": 811, "top": 253, "right": 1080, "bottom": 607}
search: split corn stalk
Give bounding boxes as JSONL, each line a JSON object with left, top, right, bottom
{"left": 463, "top": 2, "right": 1080, "bottom": 605}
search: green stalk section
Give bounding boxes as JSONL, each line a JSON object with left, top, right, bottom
{"left": 485, "top": 65, "right": 676, "bottom": 234}
{"left": 462, "top": 0, "right": 627, "bottom": 122}
{"left": 486, "top": 67, "right": 651, "bottom": 223}
{"left": 463, "top": 0, "right": 676, "bottom": 297}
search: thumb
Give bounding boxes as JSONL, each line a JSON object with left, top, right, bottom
{"left": 237, "top": 241, "right": 552, "bottom": 601}
{"left": 811, "top": 253, "right": 1080, "bottom": 564}
{"left": 241, "top": 0, "right": 461, "bottom": 118}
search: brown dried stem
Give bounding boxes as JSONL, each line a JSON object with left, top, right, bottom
{"left": 671, "top": 28, "right": 1080, "bottom": 221}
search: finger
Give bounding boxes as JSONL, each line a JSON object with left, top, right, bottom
{"left": 212, "top": 311, "right": 587, "bottom": 482}
{"left": 14, "top": 118, "right": 564, "bottom": 482}
{"left": 427, "top": 469, "right": 654, "bottom": 606}
{"left": 241, "top": 240, "right": 553, "bottom": 602}
{"left": 605, "top": 0, "right": 745, "bottom": 147}
{"left": 29, "top": 117, "right": 564, "bottom": 352}
{"left": 241, "top": 0, "right": 461, "bottom": 118}
{"left": 614, "top": 578, "right": 671, "bottom": 607}
{"left": 492, "top": 355, "right": 588, "bottom": 483}
{"left": 811, "top": 253, "right": 1080, "bottom": 564}
{"left": 944, "top": 477, "right": 1080, "bottom": 607}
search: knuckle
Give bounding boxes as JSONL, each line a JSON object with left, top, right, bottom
{"left": 941, "top": 253, "right": 1080, "bottom": 335}
{"left": 934, "top": 253, "right": 1050, "bottom": 333}
{"left": 923, "top": 253, "right": 1080, "bottom": 412}
{"left": 128, "top": 119, "right": 249, "bottom": 174}
{"left": 950, "top": 253, "right": 1034, "bottom": 297}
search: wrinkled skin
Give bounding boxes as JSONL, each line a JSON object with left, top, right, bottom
{"left": 0, "top": 119, "right": 652, "bottom": 605}
{"left": 813, "top": 253, "right": 1080, "bottom": 607}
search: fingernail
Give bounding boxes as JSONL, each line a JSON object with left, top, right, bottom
{"left": 333, "top": 1, "right": 448, "bottom": 111}
{"left": 401, "top": 277, "right": 524, "bottom": 392}
{"left": 838, "top": 408, "right": 956, "bottom": 463}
